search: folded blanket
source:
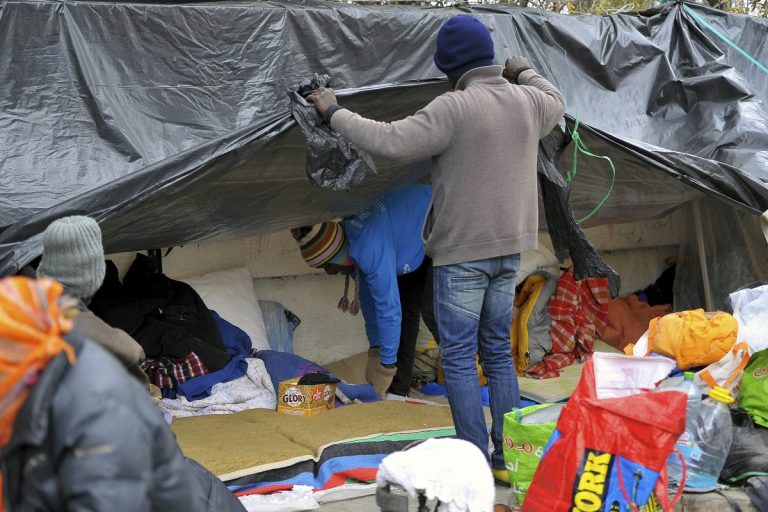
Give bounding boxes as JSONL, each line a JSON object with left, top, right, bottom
{"left": 162, "top": 358, "right": 276, "bottom": 418}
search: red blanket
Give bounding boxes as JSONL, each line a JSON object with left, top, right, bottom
{"left": 525, "top": 268, "right": 610, "bottom": 379}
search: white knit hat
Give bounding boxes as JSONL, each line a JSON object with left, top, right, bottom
{"left": 37, "top": 216, "right": 106, "bottom": 300}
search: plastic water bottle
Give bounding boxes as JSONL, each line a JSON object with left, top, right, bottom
{"left": 668, "top": 384, "right": 734, "bottom": 490}
{"left": 667, "top": 372, "right": 700, "bottom": 482}
{"left": 682, "top": 372, "right": 702, "bottom": 416}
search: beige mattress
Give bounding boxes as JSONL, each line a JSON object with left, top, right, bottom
{"left": 171, "top": 400, "right": 455, "bottom": 480}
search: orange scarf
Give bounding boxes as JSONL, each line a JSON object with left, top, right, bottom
{"left": 0, "top": 277, "right": 76, "bottom": 511}
{"left": 0, "top": 277, "right": 76, "bottom": 447}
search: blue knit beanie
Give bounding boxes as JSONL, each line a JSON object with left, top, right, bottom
{"left": 434, "top": 15, "right": 495, "bottom": 78}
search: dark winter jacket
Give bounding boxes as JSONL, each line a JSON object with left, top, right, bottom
{"left": 90, "top": 254, "right": 230, "bottom": 371}
{"left": 0, "top": 332, "right": 245, "bottom": 512}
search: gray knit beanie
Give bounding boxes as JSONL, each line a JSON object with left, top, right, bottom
{"left": 37, "top": 216, "right": 106, "bottom": 300}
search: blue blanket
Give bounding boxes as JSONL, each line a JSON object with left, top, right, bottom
{"left": 256, "top": 350, "right": 379, "bottom": 405}
{"left": 175, "top": 311, "right": 251, "bottom": 401}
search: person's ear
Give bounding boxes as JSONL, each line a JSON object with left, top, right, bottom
{"left": 290, "top": 226, "right": 311, "bottom": 241}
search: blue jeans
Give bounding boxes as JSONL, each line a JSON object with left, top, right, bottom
{"left": 434, "top": 254, "right": 521, "bottom": 469}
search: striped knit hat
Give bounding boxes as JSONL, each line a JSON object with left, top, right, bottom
{"left": 293, "top": 222, "right": 348, "bottom": 268}
{"left": 291, "top": 223, "right": 359, "bottom": 315}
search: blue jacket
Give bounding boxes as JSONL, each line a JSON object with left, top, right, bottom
{"left": 342, "top": 184, "right": 431, "bottom": 365}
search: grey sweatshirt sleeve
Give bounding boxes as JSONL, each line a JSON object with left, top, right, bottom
{"left": 330, "top": 95, "right": 456, "bottom": 162}
{"left": 518, "top": 69, "right": 566, "bottom": 137}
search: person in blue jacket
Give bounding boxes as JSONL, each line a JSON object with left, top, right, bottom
{"left": 292, "top": 184, "right": 439, "bottom": 398}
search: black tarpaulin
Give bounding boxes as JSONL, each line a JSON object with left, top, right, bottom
{"left": 1, "top": 0, "right": 767, "bottom": 275}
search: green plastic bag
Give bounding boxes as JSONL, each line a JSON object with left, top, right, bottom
{"left": 502, "top": 403, "right": 559, "bottom": 505}
{"left": 739, "top": 350, "right": 768, "bottom": 428}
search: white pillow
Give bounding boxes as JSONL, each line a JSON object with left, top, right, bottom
{"left": 182, "top": 267, "right": 270, "bottom": 351}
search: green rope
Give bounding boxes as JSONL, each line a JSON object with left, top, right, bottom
{"left": 536, "top": 9, "right": 616, "bottom": 224}
{"left": 683, "top": 4, "right": 768, "bottom": 76}
{"left": 562, "top": 3, "right": 767, "bottom": 224}
{"left": 536, "top": 8, "right": 573, "bottom": 103}
{"left": 566, "top": 116, "right": 617, "bottom": 223}
{"left": 541, "top": 0, "right": 619, "bottom": 224}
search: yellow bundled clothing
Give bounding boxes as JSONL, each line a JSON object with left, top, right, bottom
{"left": 509, "top": 273, "right": 557, "bottom": 375}
{"left": 637, "top": 309, "right": 738, "bottom": 370}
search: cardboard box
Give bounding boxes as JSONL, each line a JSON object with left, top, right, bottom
{"left": 277, "top": 378, "right": 336, "bottom": 417}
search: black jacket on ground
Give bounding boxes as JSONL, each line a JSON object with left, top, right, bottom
{"left": 90, "top": 253, "right": 230, "bottom": 371}
{"left": 1, "top": 332, "right": 245, "bottom": 512}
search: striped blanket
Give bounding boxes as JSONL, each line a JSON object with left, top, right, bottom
{"left": 229, "top": 429, "right": 456, "bottom": 496}
{"left": 171, "top": 401, "right": 460, "bottom": 495}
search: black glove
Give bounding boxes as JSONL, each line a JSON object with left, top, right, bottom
{"left": 503, "top": 57, "right": 532, "bottom": 84}
{"left": 297, "top": 372, "right": 340, "bottom": 385}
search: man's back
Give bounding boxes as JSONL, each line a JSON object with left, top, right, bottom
{"left": 330, "top": 65, "right": 564, "bottom": 267}
{"left": 425, "top": 65, "right": 563, "bottom": 266}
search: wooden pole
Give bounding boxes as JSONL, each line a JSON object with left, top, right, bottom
{"left": 692, "top": 200, "right": 713, "bottom": 311}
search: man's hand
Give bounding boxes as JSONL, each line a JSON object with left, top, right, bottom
{"left": 307, "top": 87, "right": 338, "bottom": 117}
{"left": 503, "top": 56, "right": 532, "bottom": 84}
{"left": 365, "top": 347, "right": 396, "bottom": 399}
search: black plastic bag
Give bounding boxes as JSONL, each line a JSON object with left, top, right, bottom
{"left": 538, "top": 130, "right": 621, "bottom": 297}
{"left": 297, "top": 371, "right": 340, "bottom": 385}
{"left": 721, "top": 408, "right": 768, "bottom": 484}
{"left": 288, "top": 74, "right": 375, "bottom": 191}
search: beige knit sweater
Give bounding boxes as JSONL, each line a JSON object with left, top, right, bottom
{"left": 74, "top": 308, "right": 149, "bottom": 385}
{"left": 331, "top": 65, "right": 565, "bottom": 266}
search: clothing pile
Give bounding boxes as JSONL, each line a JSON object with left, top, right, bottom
{"left": 91, "top": 254, "right": 231, "bottom": 378}
{"left": 525, "top": 267, "right": 611, "bottom": 379}
{"left": 521, "top": 261, "right": 676, "bottom": 379}
{"left": 510, "top": 271, "right": 558, "bottom": 375}
{"left": 89, "top": 254, "right": 276, "bottom": 417}
{"left": 162, "top": 358, "right": 276, "bottom": 417}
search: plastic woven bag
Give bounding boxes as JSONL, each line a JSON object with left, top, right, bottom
{"left": 523, "top": 356, "right": 687, "bottom": 512}
{"left": 288, "top": 74, "right": 375, "bottom": 191}
{"left": 696, "top": 341, "right": 750, "bottom": 394}
{"left": 502, "top": 404, "right": 561, "bottom": 505}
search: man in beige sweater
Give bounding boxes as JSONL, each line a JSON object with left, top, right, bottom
{"left": 309, "top": 15, "right": 565, "bottom": 480}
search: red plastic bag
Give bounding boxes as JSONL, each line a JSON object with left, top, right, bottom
{"left": 523, "top": 358, "right": 687, "bottom": 512}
